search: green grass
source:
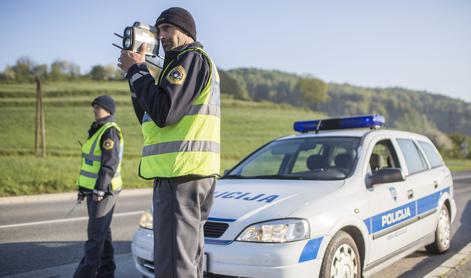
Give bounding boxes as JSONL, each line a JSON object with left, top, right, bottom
{"left": 444, "top": 159, "right": 471, "bottom": 172}
{"left": 0, "top": 81, "right": 323, "bottom": 196}
{"left": 2, "top": 81, "right": 468, "bottom": 197}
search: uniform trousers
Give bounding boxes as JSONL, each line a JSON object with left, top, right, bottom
{"left": 74, "top": 192, "right": 118, "bottom": 278}
{"left": 153, "top": 177, "right": 216, "bottom": 278}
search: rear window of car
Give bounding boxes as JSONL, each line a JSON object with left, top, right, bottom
{"left": 397, "top": 139, "right": 428, "bottom": 175}
{"left": 418, "top": 141, "right": 443, "bottom": 168}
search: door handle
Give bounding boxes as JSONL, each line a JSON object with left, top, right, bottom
{"left": 407, "top": 189, "right": 414, "bottom": 199}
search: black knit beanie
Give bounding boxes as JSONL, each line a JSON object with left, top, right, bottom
{"left": 92, "top": 95, "right": 115, "bottom": 114}
{"left": 155, "top": 7, "right": 197, "bottom": 40}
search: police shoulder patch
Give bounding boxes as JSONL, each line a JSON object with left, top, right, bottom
{"left": 166, "top": 65, "right": 186, "bottom": 85}
{"left": 103, "top": 138, "right": 114, "bottom": 150}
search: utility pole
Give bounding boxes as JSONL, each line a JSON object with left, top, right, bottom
{"left": 34, "top": 77, "right": 46, "bottom": 157}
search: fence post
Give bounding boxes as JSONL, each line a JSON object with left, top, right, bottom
{"left": 35, "top": 77, "right": 46, "bottom": 157}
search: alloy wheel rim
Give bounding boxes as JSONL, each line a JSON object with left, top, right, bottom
{"left": 437, "top": 208, "right": 450, "bottom": 248}
{"left": 330, "top": 243, "right": 358, "bottom": 278}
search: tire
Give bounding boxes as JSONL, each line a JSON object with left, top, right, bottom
{"left": 319, "top": 231, "right": 361, "bottom": 278}
{"left": 426, "top": 205, "right": 451, "bottom": 254}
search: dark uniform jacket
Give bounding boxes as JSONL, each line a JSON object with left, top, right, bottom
{"left": 126, "top": 42, "right": 210, "bottom": 126}
{"left": 84, "top": 115, "right": 121, "bottom": 193}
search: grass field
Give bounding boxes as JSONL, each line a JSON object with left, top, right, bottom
{"left": 1, "top": 81, "right": 469, "bottom": 196}
{"left": 0, "top": 81, "right": 324, "bottom": 196}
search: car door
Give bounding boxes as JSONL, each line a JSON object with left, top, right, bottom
{"left": 395, "top": 139, "right": 450, "bottom": 242}
{"left": 364, "top": 138, "right": 414, "bottom": 263}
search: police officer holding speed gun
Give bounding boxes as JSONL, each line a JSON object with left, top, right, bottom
{"left": 74, "top": 95, "right": 124, "bottom": 278}
{"left": 117, "top": 7, "right": 220, "bottom": 278}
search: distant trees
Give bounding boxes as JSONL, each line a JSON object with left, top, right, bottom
{"left": 0, "top": 57, "right": 41, "bottom": 82}
{"left": 448, "top": 133, "right": 471, "bottom": 159}
{"left": 219, "top": 69, "right": 250, "bottom": 100}
{"left": 295, "top": 77, "right": 329, "bottom": 107}
{"left": 89, "top": 65, "right": 106, "bottom": 80}
{"left": 88, "top": 65, "right": 123, "bottom": 80}
{"left": 50, "top": 60, "right": 80, "bottom": 80}
{"left": 0, "top": 57, "right": 122, "bottom": 82}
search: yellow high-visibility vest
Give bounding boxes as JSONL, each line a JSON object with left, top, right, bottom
{"left": 77, "top": 122, "right": 123, "bottom": 191}
{"left": 140, "top": 47, "right": 220, "bottom": 178}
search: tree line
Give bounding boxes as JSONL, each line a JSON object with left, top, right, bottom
{"left": 221, "top": 68, "right": 471, "bottom": 158}
{"left": 0, "top": 57, "right": 123, "bottom": 82}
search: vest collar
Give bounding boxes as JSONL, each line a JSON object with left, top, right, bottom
{"left": 89, "top": 115, "right": 115, "bottom": 138}
{"left": 163, "top": 42, "right": 204, "bottom": 68}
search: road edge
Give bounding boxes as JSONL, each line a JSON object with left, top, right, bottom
{"left": 0, "top": 188, "right": 153, "bottom": 205}
{"left": 424, "top": 242, "right": 471, "bottom": 278}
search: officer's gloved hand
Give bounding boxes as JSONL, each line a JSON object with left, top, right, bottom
{"left": 77, "top": 191, "right": 86, "bottom": 203}
{"left": 93, "top": 189, "right": 106, "bottom": 202}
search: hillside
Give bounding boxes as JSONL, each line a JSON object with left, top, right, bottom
{"left": 225, "top": 68, "right": 471, "bottom": 137}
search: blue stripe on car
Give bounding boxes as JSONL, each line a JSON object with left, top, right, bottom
{"left": 417, "top": 187, "right": 450, "bottom": 215}
{"left": 205, "top": 239, "right": 233, "bottom": 245}
{"left": 363, "top": 187, "right": 450, "bottom": 235}
{"left": 207, "top": 217, "right": 236, "bottom": 222}
{"left": 370, "top": 201, "right": 416, "bottom": 233}
{"left": 298, "top": 237, "right": 323, "bottom": 262}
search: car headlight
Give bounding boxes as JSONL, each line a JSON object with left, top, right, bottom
{"left": 139, "top": 210, "right": 153, "bottom": 230}
{"left": 236, "top": 218, "right": 310, "bottom": 243}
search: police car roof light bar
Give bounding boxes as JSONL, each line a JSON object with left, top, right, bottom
{"left": 293, "top": 114, "right": 385, "bottom": 133}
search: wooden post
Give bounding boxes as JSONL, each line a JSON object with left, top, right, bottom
{"left": 35, "top": 77, "right": 46, "bottom": 157}
{"left": 35, "top": 77, "right": 40, "bottom": 155}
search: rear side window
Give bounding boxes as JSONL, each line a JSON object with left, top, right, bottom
{"left": 397, "top": 139, "right": 428, "bottom": 174}
{"left": 418, "top": 141, "right": 443, "bottom": 168}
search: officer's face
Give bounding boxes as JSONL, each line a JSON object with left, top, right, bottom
{"left": 93, "top": 104, "right": 110, "bottom": 120}
{"left": 158, "top": 23, "right": 192, "bottom": 51}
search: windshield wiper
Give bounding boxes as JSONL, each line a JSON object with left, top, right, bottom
{"left": 223, "top": 174, "right": 245, "bottom": 179}
{"left": 223, "top": 174, "right": 306, "bottom": 180}
{"left": 244, "top": 174, "right": 305, "bottom": 180}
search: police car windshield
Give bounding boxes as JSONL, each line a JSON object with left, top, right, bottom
{"left": 225, "top": 137, "right": 361, "bottom": 180}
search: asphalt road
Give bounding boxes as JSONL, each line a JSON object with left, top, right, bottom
{"left": 0, "top": 190, "right": 152, "bottom": 277}
{"left": 0, "top": 173, "right": 470, "bottom": 278}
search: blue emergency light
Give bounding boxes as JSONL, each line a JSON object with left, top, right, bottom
{"left": 293, "top": 114, "right": 385, "bottom": 133}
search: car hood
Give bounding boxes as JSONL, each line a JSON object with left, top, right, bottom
{"left": 209, "top": 179, "right": 345, "bottom": 223}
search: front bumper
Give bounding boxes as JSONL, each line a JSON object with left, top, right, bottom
{"left": 132, "top": 228, "right": 154, "bottom": 278}
{"left": 131, "top": 227, "right": 324, "bottom": 278}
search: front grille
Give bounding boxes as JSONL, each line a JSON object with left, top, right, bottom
{"left": 136, "top": 257, "right": 154, "bottom": 273}
{"left": 204, "top": 221, "right": 229, "bottom": 238}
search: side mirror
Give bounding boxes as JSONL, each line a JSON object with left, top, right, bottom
{"left": 223, "top": 169, "right": 230, "bottom": 176}
{"left": 367, "top": 168, "right": 405, "bottom": 188}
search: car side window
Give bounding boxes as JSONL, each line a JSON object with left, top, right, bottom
{"left": 369, "top": 139, "right": 400, "bottom": 173}
{"left": 397, "top": 139, "right": 428, "bottom": 175}
{"left": 418, "top": 141, "right": 443, "bottom": 168}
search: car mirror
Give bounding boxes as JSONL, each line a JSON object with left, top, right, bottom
{"left": 368, "top": 168, "right": 405, "bottom": 188}
{"left": 223, "top": 169, "right": 230, "bottom": 176}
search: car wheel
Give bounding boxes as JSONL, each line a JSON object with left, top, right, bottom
{"left": 426, "top": 205, "right": 451, "bottom": 254}
{"left": 320, "top": 231, "right": 361, "bottom": 278}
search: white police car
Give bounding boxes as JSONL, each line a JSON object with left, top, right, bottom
{"left": 132, "top": 114, "right": 456, "bottom": 277}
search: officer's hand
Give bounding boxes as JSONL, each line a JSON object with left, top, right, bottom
{"left": 77, "top": 191, "right": 86, "bottom": 203}
{"left": 92, "top": 190, "right": 106, "bottom": 203}
{"left": 118, "top": 43, "right": 146, "bottom": 72}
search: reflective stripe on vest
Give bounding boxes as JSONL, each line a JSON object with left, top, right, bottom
{"left": 77, "top": 122, "right": 124, "bottom": 191}
{"left": 139, "top": 47, "right": 220, "bottom": 178}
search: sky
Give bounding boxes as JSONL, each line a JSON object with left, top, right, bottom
{"left": 1, "top": 0, "right": 470, "bottom": 101}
